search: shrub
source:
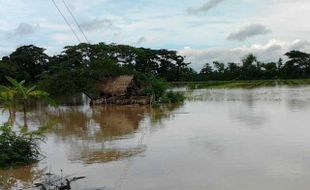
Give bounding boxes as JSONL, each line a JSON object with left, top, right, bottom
{"left": 158, "top": 91, "right": 186, "bottom": 104}
{"left": 0, "top": 125, "right": 43, "bottom": 168}
{"left": 139, "top": 74, "right": 168, "bottom": 99}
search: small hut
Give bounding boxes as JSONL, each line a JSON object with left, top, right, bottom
{"left": 92, "top": 75, "right": 150, "bottom": 105}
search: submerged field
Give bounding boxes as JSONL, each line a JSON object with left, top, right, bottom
{"left": 172, "top": 79, "right": 310, "bottom": 89}
{"left": 2, "top": 85, "right": 310, "bottom": 189}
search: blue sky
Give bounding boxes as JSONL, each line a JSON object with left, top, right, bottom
{"left": 1, "top": 0, "right": 310, "bottom": 70}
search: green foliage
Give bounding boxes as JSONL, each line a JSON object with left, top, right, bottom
{"left": 0, "top": 59, "right": 18, "bottom": 85}
{"left": 0, "top": 84, "right": 16, "bottom": 109}
{"left": 200, "top": 63, "right": 213, "bottom": 79}
{"left": 280, "top": 50, "right": 310, "bottom": 78}
{"left": 199, "top": 52, "right": 310, "bottom": 81}
{"left": 39, "top": 69, "right": 97, "bottom": 97}
{"left": 0, "top": 78, "right": 52, "bottom": 167}
{"left": 130, "top": 74, "right": 185, "bottom": 104}
{"left": 9, "top": 45, "right": 49, "bottom": 83}
{"left": 140, "top": 74, "right": 168, "bottom": 99}
{"left": 158, "top": 91, "right": 186, "bottom": 104}
{"left": 3, "top": 76, "right": 55, "bottom": 106}
{"left": 0, "top": 77, "right": 55, "bottom": 127}
{"left": 0, "top": 125, "right": 43, "bottom": 168}
{"left": 39, "top": 57, "right": 127, "bottom": 97}
{"left": 3, "top": 44, "right": 310, "bottom": 98}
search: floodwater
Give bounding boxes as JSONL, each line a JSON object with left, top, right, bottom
{"left": 1, "top": 86, "right": 310, "bottom": 190}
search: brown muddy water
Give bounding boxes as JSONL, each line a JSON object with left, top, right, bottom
{"left": 1, "top": 86, "right": 310, "bottom": 190}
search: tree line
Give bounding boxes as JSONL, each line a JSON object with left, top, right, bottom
{"left": 1, "top": 43, "right": 310, "bottom": 95}
{"left": 200, "top": 51, "right": 310, "bottom": 80}
{"left": 0, "top": 43, "right": 196, "bottom": 96}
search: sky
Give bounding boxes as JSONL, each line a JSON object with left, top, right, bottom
{"left": 0, "top": 0, "right": 310, "bottom": 70}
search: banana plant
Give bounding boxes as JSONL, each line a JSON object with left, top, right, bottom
{"left": 1, "top": 77, "right": 55, "bottom": 127}
{"left": 0, "top": 85, "right": 17, "bottom": 125}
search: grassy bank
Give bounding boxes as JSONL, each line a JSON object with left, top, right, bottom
{"left": 171, "top": 79, "right": 310, "bottom": 89}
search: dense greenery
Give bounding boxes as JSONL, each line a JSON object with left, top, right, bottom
{"left": 0, "top": 45, "right": 49, "bottom": 84}
{"left": 0, "top": 43, "right": 195, "bottom": 84}
{"left": 1, "top": 43, "right": 310, "bottom": 98}
{"left": 0, "top": 43, "right": 191, "bottom": 102}
{"left": 158, "top": 91, "right": 186, "bottom": 104}
{"left": 0, "top": 125, "right": 42, "bottom": 168}
{"left": 200, "top": 51, "right": 310, "bottom": 80}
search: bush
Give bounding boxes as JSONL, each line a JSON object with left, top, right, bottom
{"left": 138, "top": 74, "right": 168, "bottom": 99}
{"left": 0, "top": 125, "right": 42, "bottom": 168}
{"left": 158, "top": 91, "right": 186, "bottom": 104}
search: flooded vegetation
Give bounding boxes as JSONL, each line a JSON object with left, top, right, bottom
{"left": 1, "top": 86, "right": 310, "bottom": 189}
{"left": 174, "top": 79, "right": 310, "bottom": 89}
{"left": 2, "top": 0, "right": 310, "bottom": 189}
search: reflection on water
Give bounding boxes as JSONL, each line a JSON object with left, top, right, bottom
{"left": 92, "top": 106, "right": 148, "bottom": 140}
{"left": 43, "top": 106, "right": 148, "bottom": 141}
{"left": 0, "top": 165, "right": 45, "bottom": 190}
{"left": 0, "top": 95, "right": 183, "bottom": 189}
{"left": 74, "top": 148, "right": 146, "bottom": 165}
{"left": 2, "top": 86, "right": 310, "bottom": 190}
{"left": 41, "top": 106, "right": 150, "bottom": 165}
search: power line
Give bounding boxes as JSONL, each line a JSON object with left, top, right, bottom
{"left": 62, "top": 0, "right": 90, "bottom": 43}
{"left": 50, "top": 0, "right": 82, "bottom": 43}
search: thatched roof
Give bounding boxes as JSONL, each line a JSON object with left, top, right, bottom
{"left": 98, "top": 75, "right": 135, "bottom": 96}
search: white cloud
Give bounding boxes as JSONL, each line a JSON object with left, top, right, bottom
{"left": 0, "top": 47, "right": 14, "bottom": 57}
{"left": 64, "top": 0, "right": 110, "bottom": 12}
{"left": 1, "top": 0, "right": 310, "bottom": 62}
{"left": 257, "top": 0, "right": 310, "bottom": 42}
{"left": 51, "top": 33, "right": 77, "bottom": 44}
{"left": 80, "top": 18, "right": 113, "bottom": 31}
{"left": 7, "top": 23, "right": 39, "bottom": 38}
{"left": 188, "top": 0, "right": 225, "bottom": 14}
{"left": 35, "top": 19, "right": 68, "bottom": 31}
{"left": 227, "top": 24, "right": 271, "bottom": 41}
{"left": 290, "top": 40, "right": 310, "bottom": 50}
{"left": 136, "top": 36, "right": 147, "bottom": 45}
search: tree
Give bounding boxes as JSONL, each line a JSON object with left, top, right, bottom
{"left": 0, "top": 57, "right": 19, "bottom": 85}
{"left": 277, "top": 58, "right": 283, "bottom": 69}
{"left": 9, "top": 45, "right": 49, "bottom": 83}
{"left": 59, "top": 43, "right": 192, "bottom": 81}
{"left": 213, "top": 61, "right": 225, "bottom": 73}
{"left": 283, "top": 50, "right": 310, "bottom": 78}
{"left": 212, "top": 61, "right": 226, "bottom": 80}
{"left": 40, "top": 54, "right": 128, "bottom": 98}
{"left": 226, "top": 62, "right": 241, "bottom": 80}
{"left": 241, "top": 54, "right": 262, "bottom": 80}
{"left": 200, "top": 63, "right": 213, "bottom": 79}
{"left": 261, "top": 62, "right": 278, "bottom": 79}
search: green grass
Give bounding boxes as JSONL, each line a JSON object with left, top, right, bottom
{"left": 171, "top": 79, "right": 310, "bottom": 89}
